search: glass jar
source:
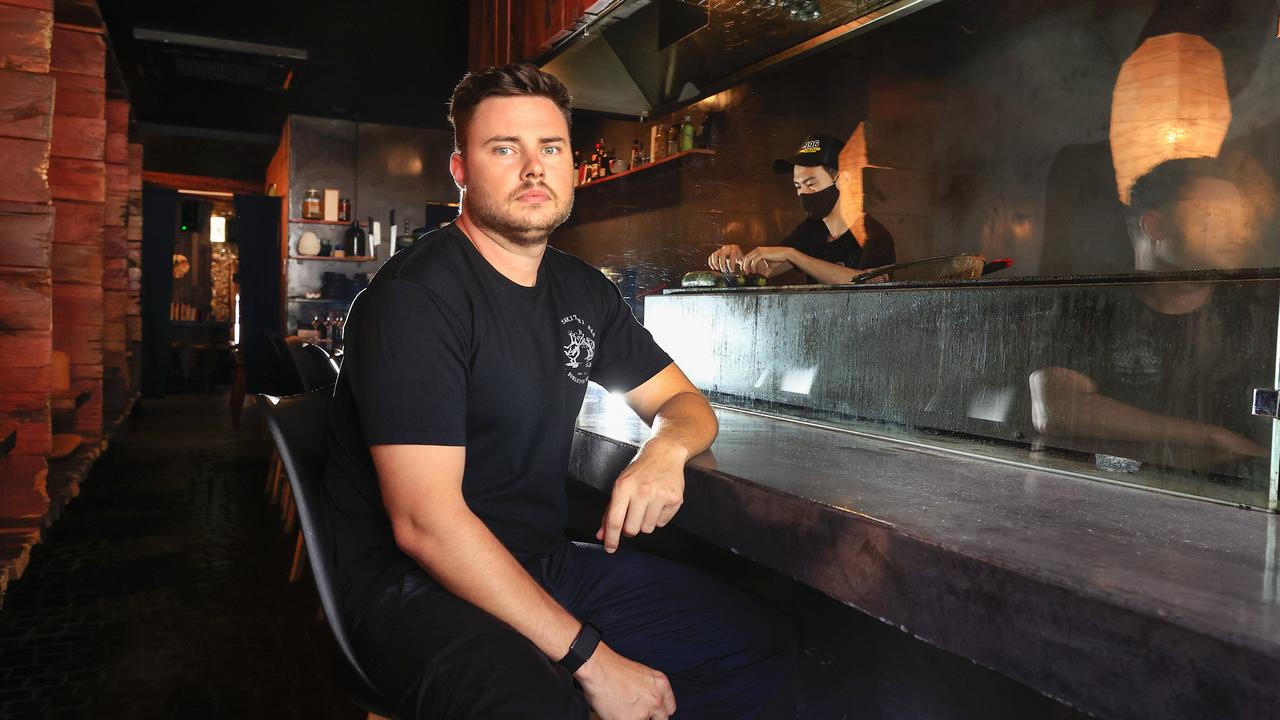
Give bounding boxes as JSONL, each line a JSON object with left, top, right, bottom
{"left": 303, "top": 189, "right": 322, "bottom": 220}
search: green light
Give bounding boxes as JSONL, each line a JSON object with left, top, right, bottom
{"left": 181, "top": 225, "right": 188, "bottom": 231}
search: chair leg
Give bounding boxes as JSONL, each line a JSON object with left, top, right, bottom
{"left": 271, "top": 462, "right": 285, "bottom": 508}
{"left": 266, "top": 452, "right": 281, "bottom": 500}
{"left": 282, "top": 484, "right": 296, "bottom": 534}
{"left": 288, "top": 530, "right": 307, "bottom": 582}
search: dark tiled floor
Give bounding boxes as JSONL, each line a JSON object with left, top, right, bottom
{"left": 0, "top": 393, "right": 363, "bottom": 720}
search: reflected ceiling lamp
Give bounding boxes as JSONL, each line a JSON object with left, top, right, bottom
{"left": 1109, "top": 32, "right": 1231, "bottom": 204}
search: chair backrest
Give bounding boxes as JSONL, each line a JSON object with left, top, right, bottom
{"left": 252, "top": 329, "right": 306, "bottom": 396}
{"left": 288, "top": 338, "right": 339, "bottom": 391}
{"left": 255, "top": 388, "right": 388, "bottom": 710}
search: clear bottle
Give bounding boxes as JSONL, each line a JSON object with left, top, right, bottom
{"left": 666, "top": 124, "right": 678, "bottom": 156}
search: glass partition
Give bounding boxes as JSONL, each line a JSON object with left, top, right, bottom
{"left": 645, "top": 272, "right": 1280, "bottom": 509}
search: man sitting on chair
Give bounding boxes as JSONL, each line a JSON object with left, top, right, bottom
{"left": 322, "top": 64, "right": 796, "bottom": 720}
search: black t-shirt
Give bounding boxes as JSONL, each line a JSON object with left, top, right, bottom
{"left": 781, "top": 214, "right": 896, "bottom": 283}
{"left": 1045, "top": 283, "right": 1274, "bottom": 474}
{"left": 323, "top": 223, "right": 672, "bottom": 619}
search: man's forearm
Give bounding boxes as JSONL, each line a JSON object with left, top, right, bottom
{"left": 785, "top": 250, "right": 856, "bottom": 285}
{"left": 1034, "top": 377, "right": 1222, "bottom": 449}
{"left": 396, "top": 506, "right": 580, "bottom": 661}
{"left": 641, "top": 390, "right": 718, "bottom": 462}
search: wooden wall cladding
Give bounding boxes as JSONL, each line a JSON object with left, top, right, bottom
{"left": 50, "top": 24, "right": 102, "bottom": 77}
{"left": 52, "top": 287, "right": 102, "bottom": 359}
{"left": 0, "top": 3, "right": 53, "bottom": 74}
{"left": 48, "top": 157, "right": 103, "bottom": 201}
{"left": 2, "top": 1, "right": 53, "bottom": 11}
{"left": 0, "top": 0, "right": 54, "bottom": 530}
{"left": 102, "top": 225, "right": 125, "bottom": 257}
{"left": 48, "top": 17, "right": 104, "bottom": 444}
{"left": 0, "top": 70, "right": 53, "bottom": 142}
{"left": 0, "top": 136, "right": 51, "bottom": 204}
{"left": 103, "top": 97, "right": 128, "bottom": 386}
{"left": 52, "top": 198, "right": 101, "bottom": 244}
{"left": 50, "top": 241, "right": 101, "bottom": 284}
{"left": 50, "top": 114, "right": 104, "bottom": 160}
{"left": 125, "top": 141, "right": 141, "bottom": 391}
{"left": 52, "top": 69, "right": 103, "bottom": 118}
{"left": 104, "top": 97, "right": 126, "bottom": 163}
{"left": 0, "top": 201, "right": 53, "bottom": 268}
{"left": 0, "top": 268, "right": 52, "bottom": 332}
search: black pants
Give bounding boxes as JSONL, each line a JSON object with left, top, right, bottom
{"left": 351, "top": 542, "right": 797, "bottom": 719}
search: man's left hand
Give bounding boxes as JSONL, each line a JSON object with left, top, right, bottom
{"left": 597, "top": 438, "right": 687, "bottom": 553}
{"left": 741, "top": 246, "right": 794, "bottom": 275}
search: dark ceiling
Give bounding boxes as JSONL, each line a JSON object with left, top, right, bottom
{"left": 96, "top": 0, "right": 470, "bottom": 182}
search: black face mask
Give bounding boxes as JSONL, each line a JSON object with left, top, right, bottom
{"left": 800, "top": 184, "right": 839, "bottom": 219}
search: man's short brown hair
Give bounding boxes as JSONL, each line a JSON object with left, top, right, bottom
{"left": 448, "top": 64, "right": 573, "bottom": 153}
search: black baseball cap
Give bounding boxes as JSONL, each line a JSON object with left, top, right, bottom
{"left": 773, "top": 134, "right": 844, "bottom": 174}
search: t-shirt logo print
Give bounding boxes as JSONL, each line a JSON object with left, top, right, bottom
{"left": 560, "top": 314, "right": 597, "bottom": 385}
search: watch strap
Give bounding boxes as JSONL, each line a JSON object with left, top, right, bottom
{"left": 558, "top": 622, "right": 602, "bottom": 673}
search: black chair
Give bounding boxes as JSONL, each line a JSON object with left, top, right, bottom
{"left": 256, "top": 389, "right": 395, "bottom": 719}
{"left": 287, "top": 337, "right": 339, "bottom": 391}
{"left": 254, "top": 329, "right": 307, "bottom": 396}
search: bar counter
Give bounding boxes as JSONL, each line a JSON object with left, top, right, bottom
{"left": 570, "top": 385, "right": 1280, "bottom": 720}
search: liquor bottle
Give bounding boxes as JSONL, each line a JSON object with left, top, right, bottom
{"left": 679, "top": 115, "right": 695, "bottom": 152}
{"left": 344, "top": 220, "right": 366, "bottom": 258}
{"left": 573, "top": 150, "right": 583, "bottom": 186}
{"left": 630, "top": 140, "right": 642, "bottom": 168}
{"left": 666, "top": 124, "right": 678, "bottom": 156}
{"left": 652, "top": 123, "right": 666, "bottom": 161}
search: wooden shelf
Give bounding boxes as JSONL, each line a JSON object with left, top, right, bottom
{"left": 577, "top": 148, "right": 715, "bottom": 190}
{"left": 289, "top": 218, "right": 355, "bottom": 226}
{"left": 289, "top": 255, "right": 378, "bottom": 262}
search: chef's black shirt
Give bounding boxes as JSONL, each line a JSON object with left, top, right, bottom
{"left": 781, "top": 214, "right": 896, "bottom": 283}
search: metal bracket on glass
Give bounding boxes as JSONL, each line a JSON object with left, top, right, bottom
{"left": 1252, "top": 389, "right": 1280, "bottom": 419}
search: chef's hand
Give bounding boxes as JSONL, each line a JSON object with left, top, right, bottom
{"left": 597, "top": 438, "right": 686, "bottom": 553}
{"left": 708, "top": 244, "right": 744, "bottom": 273}
{"left": 742, "top": 246, "right": 795, "bottom": 275}
{"left": 1209, "top": 426, "right": 1269, "bottom": 458}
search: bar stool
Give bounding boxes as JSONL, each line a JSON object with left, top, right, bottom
{"left": 256, "top": 389, "right": 395, "bottom": 720}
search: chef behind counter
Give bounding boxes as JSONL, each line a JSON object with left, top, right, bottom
{"left": 708, "top": 134, "right": 896, "bottom": 284}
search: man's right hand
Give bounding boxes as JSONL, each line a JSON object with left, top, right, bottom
{"left": 1209, "top": 426, "right": 1269, "bottom": 458}
{"left": 707, "top": 244, "right": 744, "bottom": 273}
{"left": 576, "top": 642, "right": 676, "bottom": 720}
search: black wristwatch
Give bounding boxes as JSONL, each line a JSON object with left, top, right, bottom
{"left": 559, "top": 622, "right": 602, "bottom": 673}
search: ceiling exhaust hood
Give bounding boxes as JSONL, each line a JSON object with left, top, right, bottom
{"left": 542, "top": 0, "right": 945, "bottom": 118}
{"left": 132, "top": 27, "right": 307, "bottom": 91}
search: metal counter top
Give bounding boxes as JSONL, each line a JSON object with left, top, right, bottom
{"left": 570, "top": 386, "right": 1280, "bottom": 720}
